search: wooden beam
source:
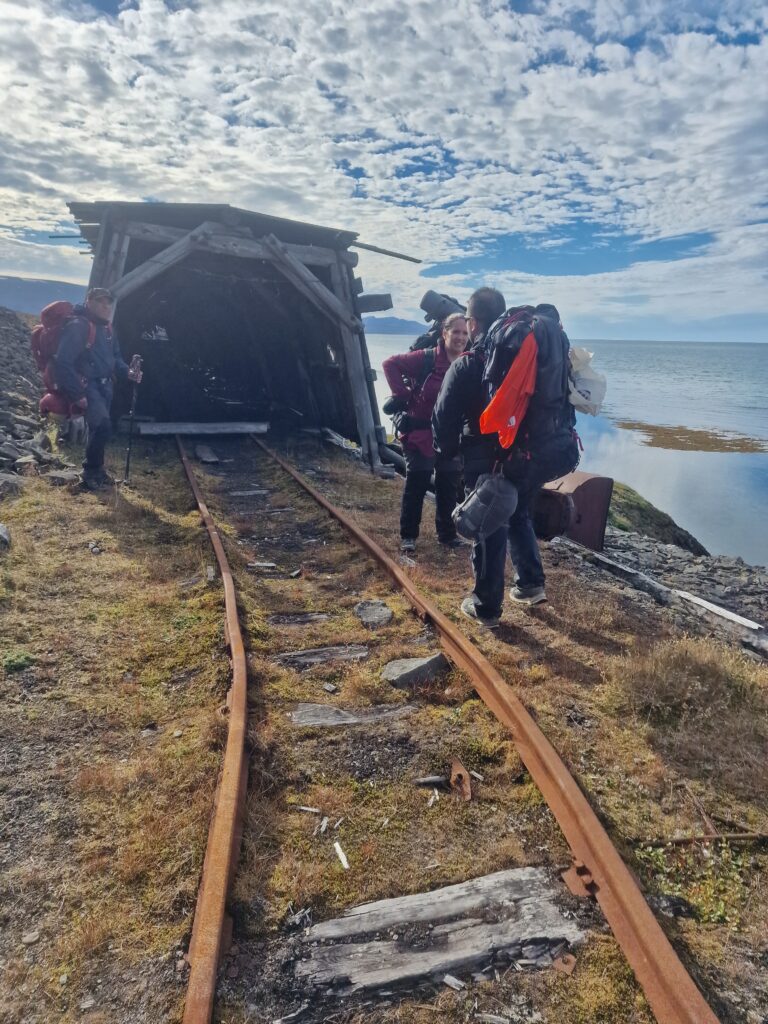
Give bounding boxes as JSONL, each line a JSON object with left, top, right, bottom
{"left": 261, "top": 234, "right": 360, "bottom": 331}
{"left": 110, "top": 222, "right": 218, "bottom": 301}
{"left": 122, "top": 220, "right": 340, "bottom": 267}
{"left": 351, "top": 240, "right": 421, "bottom": 263}
{"left": 136, "top": 422, "right": 268, "bottom": 436}
{"left": 355, "top": 293, "right": 393, "bottom": 314}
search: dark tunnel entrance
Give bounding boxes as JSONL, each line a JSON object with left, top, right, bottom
{"left": 113, "top": 256, "right": 356, "bottom": 437}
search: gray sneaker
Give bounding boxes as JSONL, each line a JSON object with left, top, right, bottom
{"left": 400, "top": 537, "right": 416, "bottom": 553}
{"left": 509, "top": 585, "right": 547, "bottom": 606}
{"left": 460, "top": 596, "right": 500, "bottom": 629}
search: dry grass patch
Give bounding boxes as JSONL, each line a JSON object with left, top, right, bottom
{"left": 0, "top": 439, "right": 230, "bottom": 1020}
{"left": 603, "top": 637, "right": 768, "bottom": 801}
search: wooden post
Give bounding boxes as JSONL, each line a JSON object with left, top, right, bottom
{"left": 329, "top": 255, "right": 382, "bottom": 468}
{"left": 87, "top": 211, "right": 112, "bottom": 290}
{"left": 103, "top": 228, "right": 131, "bottom": 290}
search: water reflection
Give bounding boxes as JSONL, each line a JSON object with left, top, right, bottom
{"left": 576, "top": 416, "right": 768, "bottom": 565}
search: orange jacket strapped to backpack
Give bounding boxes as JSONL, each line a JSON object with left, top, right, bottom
{"left": 478, "top": 330, "right": 538, "bottom": 449}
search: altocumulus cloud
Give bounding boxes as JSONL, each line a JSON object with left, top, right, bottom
{"left": 0, "top": 0, "right": 766, "bottom": 338}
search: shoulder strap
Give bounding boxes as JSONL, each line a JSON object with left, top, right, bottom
{"left": 414, "top": 347, "right": 436, "bottom": 390}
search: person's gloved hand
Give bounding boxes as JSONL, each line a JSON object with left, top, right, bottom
{"left": 382, "top": 394, "right": 408, "bottom": 415}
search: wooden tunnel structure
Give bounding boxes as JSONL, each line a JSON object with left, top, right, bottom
{"left": 68, "top": 201, "right": 396, "bottom": 464}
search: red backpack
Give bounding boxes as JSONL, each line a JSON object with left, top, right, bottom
{"left": 30, "top": 301, "right": 96, "bottom": 392}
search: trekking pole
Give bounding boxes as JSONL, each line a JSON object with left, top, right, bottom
{"left": 123, "top": 355, "right": 143, "bottom": 484}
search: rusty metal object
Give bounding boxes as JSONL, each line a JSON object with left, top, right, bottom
{"left": 543, "top": 470, "right": 614, "bottom": 551}
{"left": 177, "top": 438, "right": 249, "bottom": 1024}
{"left": 553, "top": 952, "right": 577, "bottom": 976}
{"left": 561, "top": 861, "right": 595, "bottom": 899}
{"left": 255, "top": 438, "right": 720, "bottom": 1024}
{"left": 450, "top": 758, "right": 472, "bottom": 801}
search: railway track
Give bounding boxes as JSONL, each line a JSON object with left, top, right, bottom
{"left": 174, "top": 432, "right": 722, "bottom": 1024}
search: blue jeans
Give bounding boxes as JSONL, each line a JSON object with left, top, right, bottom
{"left": 465, "top": 434, "right": 578, "bottom": 617}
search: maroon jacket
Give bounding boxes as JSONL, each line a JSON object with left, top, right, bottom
{"left": 382, "top": 341, "right": 452, "bottom": 458}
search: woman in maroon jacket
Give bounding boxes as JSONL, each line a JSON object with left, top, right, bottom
{"left": 382, "top": 313, "right": 469, "bottom": 552}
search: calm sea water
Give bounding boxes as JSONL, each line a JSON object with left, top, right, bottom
{"left": 366, "top": 335, "right": 768, "bottom": 565}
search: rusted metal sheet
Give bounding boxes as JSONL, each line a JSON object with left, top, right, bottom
{"left": 256, "top": 438, "right": 720, "bottom": 1024}
{"left": 544, "top": 470, "right": 614, "bottom": 551}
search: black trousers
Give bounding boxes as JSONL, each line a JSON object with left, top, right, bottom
{"left": 83, "top": 381, "right": 113, "bottom": 471}
{"left": 400, "top": 451, "right": 462, "bottom": 542}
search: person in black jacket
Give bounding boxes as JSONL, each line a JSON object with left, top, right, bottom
{"left": 53, "top": 288, "right": 143, "bottom": 490}
{"left": 433, "top": 289, "right": 578, "bottom": 627}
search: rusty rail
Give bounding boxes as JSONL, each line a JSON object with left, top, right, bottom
{"left": 254, "top": 438, "right": 720, "bottom": 1024}
{"left": 177, "top": 438, "right": 249, "bottom": 1024}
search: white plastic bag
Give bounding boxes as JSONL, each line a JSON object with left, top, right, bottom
{"left": 568, "top": 347, "right": 606, "bottom": 416}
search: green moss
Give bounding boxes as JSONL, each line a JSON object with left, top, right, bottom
{"left": 2, "top": 649, "right": 35, "bottom": 673}
{"left": 609, "top": 481, "right": 707, "bottom": 554}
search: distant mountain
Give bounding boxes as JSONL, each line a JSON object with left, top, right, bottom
{"left": 363, "top": 315, "right": 425, "bottom": 335}
{"left": 0, "top": 276, "right": 87, "bottom": 315}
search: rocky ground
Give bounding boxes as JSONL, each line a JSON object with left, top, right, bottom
{"left": 1, "top": 304, "right": 766, "bottom": 1024}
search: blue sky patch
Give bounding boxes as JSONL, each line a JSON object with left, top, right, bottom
{"left": 422, "top": 225, "right": 716, "bottom": 277}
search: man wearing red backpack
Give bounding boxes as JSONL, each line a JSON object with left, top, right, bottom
{"left": 53, "top": 288, "right": 143, "bottom": 490}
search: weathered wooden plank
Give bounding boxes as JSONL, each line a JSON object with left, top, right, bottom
{"left": 355, "top": 293, "right": 393, "bottom": 314}
{"left": 287, "top": 702, "right": 417, "bottom": 728}
{"left": 110, "top": 221, "right": 219, "bottom": 301}
{"left": 295, "top": 868, "right": 583, "bottom": 993}
{"left": 308, "top": 867, "right": 560, "bottom": 939}
{"left": 87, "top": 214, "right": 112, "bottom": 289}
{"left": 123, "top": 220, "right": 340, "bottom": 267}
{"left": 675, "top": 590, "right": 762, "bottom": 631}
{"left": 136, "top": 421, "right": 269, "bottom": 435}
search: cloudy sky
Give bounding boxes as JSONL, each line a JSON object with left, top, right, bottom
{"left": 1, "top": 0, "right": 766, "bottom": 340}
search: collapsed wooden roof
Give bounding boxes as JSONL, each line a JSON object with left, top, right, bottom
{"left": 68, "top": 201, "right": 394, "bottom": 461}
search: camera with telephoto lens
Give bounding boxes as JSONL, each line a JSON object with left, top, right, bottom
{"left": 419, "top": 290, "right": 466, "bottom": 323}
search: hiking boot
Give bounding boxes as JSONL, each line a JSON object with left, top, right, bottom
{"left": 509, "top": 584, "right": 547, "bottom": 606}
{"left": 80, "top": 471, "right": 104, "bottom": 491}
{"left": 400, "top": 538, "right": 416, "bottom": 553}
{"left": 460, "top": 596, "right": 500, "bottom": 629}
{"left": 95, "top": 468, "right": 115, "bottom": 486}
{"left": 438, "top": 536, "right": 466, "bottom": 549}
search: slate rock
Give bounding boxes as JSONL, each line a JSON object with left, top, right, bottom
{"left": 381, "top": 653, "right": 450, "bottom": 689}
{"left": 0, "top": 472, "right": 25, "bottom": 496}
{"left": 354, "top": 600, "right": 394, "bottom": 629}
{"left": 45, "top": 470, "right": 81, "bottom": 487}
{"left": 277, "top": 645, "right": 369, "bottom": 670}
